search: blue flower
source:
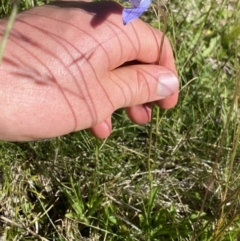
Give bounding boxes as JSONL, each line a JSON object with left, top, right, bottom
{"left": 122, "top": 0, "right": 152, "bottom": 25}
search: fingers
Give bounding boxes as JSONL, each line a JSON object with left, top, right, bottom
{"left": 102, "top": 8, "right": 179, "bottom": 109}
{"left": 89, "top": 116, "right": 112, "bottom": 138}
{"left": 96, "top": 5, "right": 177, "bottom": 70}
{"left": 115, "top": 18, "right": 179, "bottom": 121}
{"left": 107, "top": 64, "right": 179, "bottom": 109}
{"left": 126, "top": 103, "right": 152, "bottom": 124}
{"left": 155, "top": 92, "right": 179, "bottom": 109}
{"left": 124, "top": 92, "right": 178, "bottom": 128}
{"left": 90, "top": 103, "right": 152, "bottom": 139}
{"left": 89, "top": 64, "right": 178, "bottom": 139}
{"left": 54, "top": 1, "right": 178, "bottom": 72}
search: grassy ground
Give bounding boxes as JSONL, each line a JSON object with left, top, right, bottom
{"left": 0, "top": 0, "right": 240, "bottom": 240}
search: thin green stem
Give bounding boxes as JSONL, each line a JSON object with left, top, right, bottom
{"left": 147, "top": 104, "right": 154, "bottom": 189}
{"left": 0, "top": 0, "right": 19, "bottom": 64}
{"left": 147, "top": 3, "right": 167, "bottom": 189}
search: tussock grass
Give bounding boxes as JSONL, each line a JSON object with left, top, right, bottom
{"left": 0, "top": 0, "right": 240, "bottom": 240}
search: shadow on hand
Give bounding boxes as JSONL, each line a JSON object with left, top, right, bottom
{"left": 48, "top": 1, "right": 123, "bottom": 27}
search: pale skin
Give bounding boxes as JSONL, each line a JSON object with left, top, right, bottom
{"left": 0, "top": 0, "right": 179, "bottom": 141}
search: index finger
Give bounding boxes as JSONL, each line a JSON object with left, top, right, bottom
{"left": 103, "top": 3, "right": 179, "bottom": 108}
{"left": 101, "top": 3, "right": 179, "bottom": 107}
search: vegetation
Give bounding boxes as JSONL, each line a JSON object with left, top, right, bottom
{"left": 0, "top": 0, "right": 239, "bottom": 240}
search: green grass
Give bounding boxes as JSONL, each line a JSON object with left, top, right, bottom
{"left": 0, "top": 0, "right": 240, "bottom": 240}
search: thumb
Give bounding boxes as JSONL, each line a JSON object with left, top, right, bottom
{"left": 108, "top": 64, "right": 179, "bottom": 109}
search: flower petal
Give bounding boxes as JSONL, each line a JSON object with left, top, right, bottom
{"left": 121, "top": 0, "right": 141, "bottom": 7}
{"left": 139, "top": 0, "right": 152, "bottom": 10}
{"left": 129, "top": 0, "right": 141, "bottom": 7}
{"left": 122, "top": 0, "right": 152, "bottom": 25}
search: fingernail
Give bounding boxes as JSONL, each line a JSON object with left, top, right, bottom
{"left": 157, "top": 72, "right": 179, "bottom": 97}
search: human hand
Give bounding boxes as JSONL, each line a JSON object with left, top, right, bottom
{"left": 0, "top": 1, "right": 179, "bottom": 141}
